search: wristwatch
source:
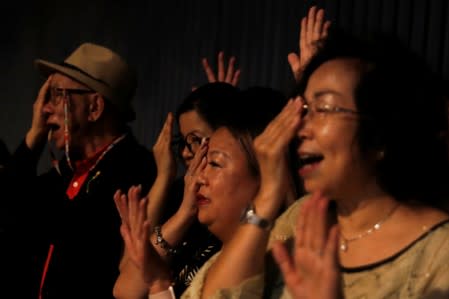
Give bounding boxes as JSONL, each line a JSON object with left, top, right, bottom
{"left": 240, "top": 203, "right": 272, "bottom": 230}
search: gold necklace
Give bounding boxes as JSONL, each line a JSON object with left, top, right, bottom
{"left": 339, "top": 203, "right": 400, "bottom": 252}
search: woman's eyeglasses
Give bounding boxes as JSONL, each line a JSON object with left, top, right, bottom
{"left": 172, "top": 132, "right": 208, "bottom": 157}
{"left": 301, "top": 100, "right": 359, "bottom": 120}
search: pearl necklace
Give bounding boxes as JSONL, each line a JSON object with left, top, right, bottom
{"left": 339, "top": 203, "right": 400, "bottom": 252}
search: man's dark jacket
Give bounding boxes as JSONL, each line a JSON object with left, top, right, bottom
{"left": 1, "top": 133, "right": 156, "bottom": 299}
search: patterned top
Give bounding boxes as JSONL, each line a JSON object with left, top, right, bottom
{"left": 171, "top": 222, "right": 221, "bottom": 297}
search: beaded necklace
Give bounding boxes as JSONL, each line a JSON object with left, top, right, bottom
{"left": 48, "top": 94, "right": 127, "bottom": 176}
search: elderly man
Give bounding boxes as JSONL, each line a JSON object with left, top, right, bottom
{"left": 3, "top": 43, "right": 156, "bottom": 299}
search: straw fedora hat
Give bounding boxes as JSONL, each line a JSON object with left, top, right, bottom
{"left": 35, "top": 43, "right": 137, "bottom": 121}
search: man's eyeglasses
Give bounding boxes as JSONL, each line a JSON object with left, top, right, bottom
{"left": 173, "top": 132, "right": 208, "bottom": 156}
{"left": 46, "top": 87, "right": 95, "bottom": 106}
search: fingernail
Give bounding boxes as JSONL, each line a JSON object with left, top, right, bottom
{"left": 201, "top": 137, "right": 209, "bottom": 146}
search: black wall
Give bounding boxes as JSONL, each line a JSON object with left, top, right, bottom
{"left": 1, "top": 0, "right": 448, "bottom": 171}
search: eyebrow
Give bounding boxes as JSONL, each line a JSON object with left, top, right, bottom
{"left": 208, "top": 150, "right": 231, "bottom": 160}
{"left": 313, "top": 89, "right": 344, "bottom": 99}
{"left": 183, "top": 131, "right": 206, "bottom": 138}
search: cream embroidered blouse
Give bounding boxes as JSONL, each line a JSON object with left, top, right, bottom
{"left": 181, "top": 198, "right": 449, "bottom": 299}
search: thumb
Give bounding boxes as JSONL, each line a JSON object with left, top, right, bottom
{"left": 287, "top": 53, "right": 300, "bottom": 70}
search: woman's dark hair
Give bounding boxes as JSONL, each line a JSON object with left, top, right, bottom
{"left": 219, "top": 87, "right": 288, "bottom": 177}
{"left": 175, "top": 82, "right": 240, "bottom": 130}
{"left": 292, "top": 29, "right": 449, "bottom": 206}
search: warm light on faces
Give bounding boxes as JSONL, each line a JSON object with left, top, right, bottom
{"left": 196, "top": 127, "right": 259, "bottom": 242}
{"left": 298, "top": 58, "right": 377, "bottom": 199}
{"left": 178, "top": 110, "right": 213, "bottom": 167}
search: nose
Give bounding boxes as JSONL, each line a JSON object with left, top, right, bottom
{"left": 42, "top": 99, "right": 56, "bottom": 115}
{"left": 298, "top": 113, "right": 312, "bottom": 141}
{"left": 196, "top": 167, "right": 207, "bottom": 186}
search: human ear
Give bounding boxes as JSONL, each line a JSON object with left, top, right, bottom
{"left": 88, "top": 94, "right": 105, "bottom": 122}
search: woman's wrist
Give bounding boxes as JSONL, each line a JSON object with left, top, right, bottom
{"left": 147, "top": 278, "right": 173, "bottom": 296}
{"left": 174, "top": 202, "right": 197, "bottom": 223}
{"left": 253, "top": 187, "right": 285, "bottom": 221}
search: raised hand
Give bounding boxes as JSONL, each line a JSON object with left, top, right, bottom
{"left": 152, "top": 112, "right": 177, "bottom": 182}
{"left": 114, "top": 186, "right": 171, "bottom": 290}
{"left": 202, "top": 51, "right": 241, "bottom": 86}
{"left": 252, "top": 97, "right": 303, "bottom": 219}
{"left": 26, "top": 76, "right": 52, "bottom": 149}
{"left": 288, "top": 6, "right": 331, "bottom": 82}
{"left": 179, "top": 138, "right": 208, "bottom": 218}
{"left": 272, "top": 192, "right": 342, "bottom": 299}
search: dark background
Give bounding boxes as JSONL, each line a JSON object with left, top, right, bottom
{"left": 1, "top": 0, "right": 448, "bottom": 171}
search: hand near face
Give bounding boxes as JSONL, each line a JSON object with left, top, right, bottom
{"left": 288, "top": 6, "right": 331, "bottom": 82}
{"left": 272, "top": 192, "right": 342, "bottom": 299}
{"left": 152, "top": 112, "right": 177, "bottom": 182}
{"left": 180, "top": 139, "right": 208, "bottom": 218}
{"left": 26, "top": 76, "right": 52, "bottom": 149}
{"left": 114, "top": 186, "right": 171, "bottom": 289}
{"left": 252, "top": 97, "right": 303, "bottom": 215}
{"left": 201, "top": 51, "right": 241, "bottom": 87}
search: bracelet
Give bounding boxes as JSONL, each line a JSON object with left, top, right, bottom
{"left": 153, "top": 225, "right": 177, "bottom": 256}
{"left": 148, "top": 286, "right": 176, "bottom": 299}
{"left": 240, "top": 203, "right": 272, "bottom": 231}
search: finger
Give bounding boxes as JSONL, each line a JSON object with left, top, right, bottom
{"left": 38, "top": 76, "right": 52, "bottom": 103}
{"left": 298, "top": 17, "right": 305, "bottom": 51}
{"left": 128, "top": 185, "right": 141, "bottom": 232}
{"left": 120, "top": 193, "right": 130, "bottom": 226}
{"left": 313, "top": 8, "right": 325, "bottom": 39}
{"left": 272, "top": 242, "right": 302, "bottom": 289}
{"left": 260, "top": 97, "right": 303, "bottom": 149}
{"left": 120, "top": 223, "right": 133, "bottom": 250}
{"left": 113, "top": 189, "right": 127, "bottom": 221}
{"left": 198, "top": 155, "right": 207, "bottom": 172}
{"left": 306, "top": 6, "right": 317, "bottom": 43}
{"left": 299, "top": 17, "right": 306, "bottom": 54}
{"left": 187, "top": 139, "right": 208, "bottom": 175}
{"left": 231, "top": 69, "right": 241, "bottom": 86}
{"left": 154, "top": 113, "right": 172, "bottom": 145}
{"left": 287, "top": 53, "right": 300, "bottom": 79}
{"left": 142, "top": 219, "right": 152, "bottom": 244}
{"left": 253, "top": 99, "right": 301, "bottom": 162}
{"left": 162, "top": 112, "right": 174, "bottom": 145}
{"left": 217, "top": 51, "right": 225, "bottom": 81}
{"left": 202, "top": 58, "right": 216, "bottom": 82}
{"left": 295, "top": 196, "right": 309, "bottom": 251}
{"left": 324, "top": 225, "right": 340, "bottom": 267}
{"left": 136, "top": 197, "right": 148, "bottom": 239}
{"left": 322, "top": 20, "right": 331, "bottom": 38}
{"left": 225, "top": 56, "right": 236, "bottom": 83}
{"left": 311, "top": 192, "right": 329, "bottom": 255}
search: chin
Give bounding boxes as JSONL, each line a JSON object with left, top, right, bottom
{"left": 197, "top": 211, "right": 211, "bottom": 227}
{"left": 303, "top": 179, "right": 326, "bottom": 195}
{"left": 51, "top": 139, "right": 65, "bottom": 151}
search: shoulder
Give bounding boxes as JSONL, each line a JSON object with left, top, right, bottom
{"left": 268, "top": 194, "right": 310, "bottom": 248}
{"left": 99, "top": 133, "right": 157, "bottom": 192}
{"left": 342, "top": 220, "right": 449, "bottom": 299}
{"left": 180, "top": 251, "right": 222, "bottom": 299}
